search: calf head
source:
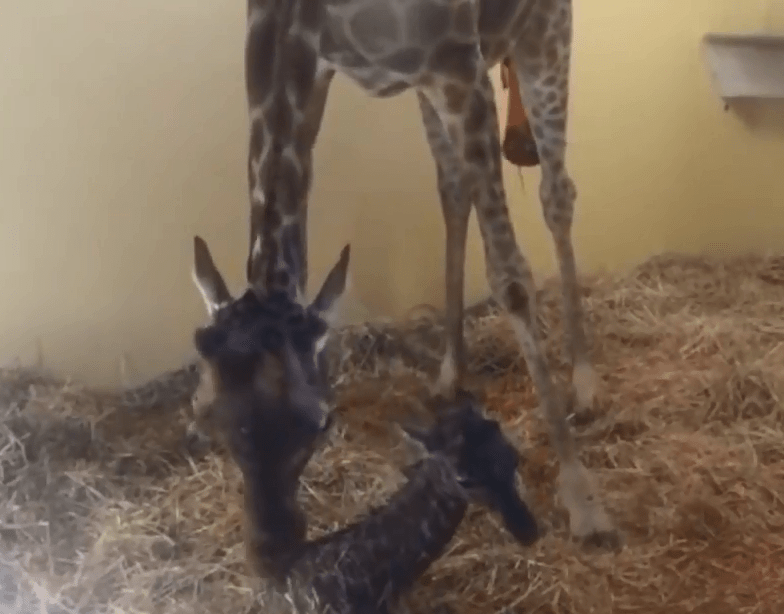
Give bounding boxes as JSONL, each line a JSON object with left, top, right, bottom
{"left": 401, "top": 390, "right": 540, "bottom": 546}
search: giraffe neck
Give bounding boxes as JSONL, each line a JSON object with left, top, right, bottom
{"left": 289, "top": 455, "right": 468, "bottom": 611}
{"left": 245, "top": 0, "right": 322, "bottom": 296}
{"left": 243, "top": 470, "right": 308, "bottom": 583}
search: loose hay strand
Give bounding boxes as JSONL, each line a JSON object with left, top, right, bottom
{"left": 2, "top": 251, "right": 784, "bottom": 613}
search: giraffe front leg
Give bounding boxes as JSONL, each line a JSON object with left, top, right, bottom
{"left": 416, "top": 92, "right": 471, "bottom": 397}
{"left": 466, "top": 71, "right": 620, "bottom": 550}
{"left": 544, "top": 173, "right": 597, "bottom": 414}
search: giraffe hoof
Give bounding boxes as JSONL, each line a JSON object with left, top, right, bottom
{"left": 182, "top": 423, "right": 212, "bottom": 460}
{"left": 569, "top": 508, "right": 624, "bottom": 553}
{"left": 429, "top": 375, "right": 456, "bottom": 402}
{"left": 558, "top": 461, "right": 622, "bottom": 553}
{"left": 572, "top": 360, "right": 597, "bottom": 412}
{"left": 575, "top": 528, "right": 624, "bottom": 552}
{"left": 434, "top": 371, "right": 457, "bottom": 400}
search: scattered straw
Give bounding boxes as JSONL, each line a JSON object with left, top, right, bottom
{"left": 2, "top": 251, "right": 784, "bottom": 613}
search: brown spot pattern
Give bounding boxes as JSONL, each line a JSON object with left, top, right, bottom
{"left": 381, "top": 48, "right": 425, "bottom": 74}
{"left": 246, "top": 16, "right": 278, "bottom": 106}
{"left": 428, "top": 40, "right": 476, "bottom": 80}
{"left": 408, "top": 2, "right": 452, "bottom": 42}
{"left": 288, "top": 39, "right": 318, "bottom": 107}
{"left": 350, "top": 5, "right": 401, "bottom": 55}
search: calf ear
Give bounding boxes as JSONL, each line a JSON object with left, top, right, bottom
{"left": 310, "top": 244, "right": 350, "bottom": 325}
{"left": 395, "top": 423, "right": 431, "bottom": 465}
{"left": 495, "top": 487, "right": 540, "bottom": 547}
{"left": 192, "top": 236, "right": 232, "bottom": 317}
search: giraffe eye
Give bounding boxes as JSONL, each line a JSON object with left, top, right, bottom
{"left": 288, "top": 312, "right": 305, "bottom": 326}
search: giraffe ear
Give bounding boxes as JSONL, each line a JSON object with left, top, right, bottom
{"left": 192, "top": 236, "right": 233, "bottom": 317}
{"left": 311, "top": 244, "right": 351, "bottom": 325}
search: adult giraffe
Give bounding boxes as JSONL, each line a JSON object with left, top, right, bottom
{"left": 193, "top": 0, "right": 620, "bottom": 549}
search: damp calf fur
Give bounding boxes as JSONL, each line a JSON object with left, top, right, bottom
{"left": 273, "top": 392, "right": 539, "bottom": 614}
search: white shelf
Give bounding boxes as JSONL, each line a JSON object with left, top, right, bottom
{"left": 702, "top": 32, "right": 784, "bottom": 101}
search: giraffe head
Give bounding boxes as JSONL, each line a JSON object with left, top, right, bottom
{"left": 190, "top": 235, "right": 350, "bottom": 482}
{"left": 400, "top": 390, "right": 540, "bottom": 546}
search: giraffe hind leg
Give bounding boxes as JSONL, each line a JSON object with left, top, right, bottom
{"left": 508, "top": 12, "right": 620, "bottom": 548}
{"left": 459, "top": 65, "right": 620, "bottom": 549}
{"left": 511, "top": 22, "right": 597, "bottom": 415}
{"left": 414, "top": 49, "right": 619, "bottom": 548}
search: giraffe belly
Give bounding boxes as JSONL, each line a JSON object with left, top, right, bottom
{"left": 332, "top": 63, "right": 416, "bottom": 98}
{"left": 318, "top": 0, "right": 534, "bottom": 97}
{"left": 319, "top": 24, "right": 420, "bottom": 98}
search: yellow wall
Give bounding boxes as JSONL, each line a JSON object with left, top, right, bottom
{"left": 2, "top": 1, "right": 784, "bottom": 387}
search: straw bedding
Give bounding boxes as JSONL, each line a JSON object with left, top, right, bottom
{"left": 2, "top": 251, "right": 784, "bottom": 614}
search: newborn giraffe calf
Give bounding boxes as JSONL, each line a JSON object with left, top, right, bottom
{"left": 190, "top": 236, "right": 539, "bottom": 614}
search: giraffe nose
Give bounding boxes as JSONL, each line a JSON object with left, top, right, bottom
{"left": 290, "top": 383, "right": 332, "bottom": 434}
